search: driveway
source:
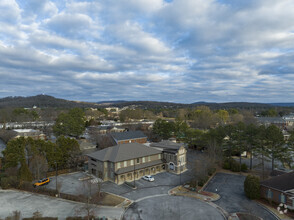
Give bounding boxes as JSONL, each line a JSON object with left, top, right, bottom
{"left": 0, "top": 190, "right": 124, "bottom": 220}
{"left": 124, "top": 195, "right": 225, "bottom": 220}
{"left": 204, "top": 173, "right": 278, "bottom": 220}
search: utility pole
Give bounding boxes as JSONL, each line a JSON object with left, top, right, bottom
{"left": 55, "top": 161, "right": 58, "bottom": 196}
{"left": 178, "top": 160, "right": 181, "bottom": 185}
{"left": 133, "top": 160, "right": 136, "bottom": 189}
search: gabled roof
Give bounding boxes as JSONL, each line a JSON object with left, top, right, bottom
{"left": 261, "top": 171, "right": 294, "bottom": 191}
{"left": 87, "top": 143, "right": 161, "bottom": 162}
{"left": 150, "top": 140, "right": 184, "bottom": 150}
{"left": 111, "top": 131, "right": 147, "bottom": 141}
{"left": 257, "top": 117, "right": 285, "bottom": 124}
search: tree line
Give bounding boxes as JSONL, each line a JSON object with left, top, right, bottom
{"left": 1, "top": 136, "right": 80, "bottom": 188}
{"left": 152, "top": 118, "right": 293, "bottom": 177}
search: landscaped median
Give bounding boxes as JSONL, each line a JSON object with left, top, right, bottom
{"left": 168, "top": 185, "right": 220, "bottom": 202}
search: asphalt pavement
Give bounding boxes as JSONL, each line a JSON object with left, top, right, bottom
{"left": 0, "top": 190, "right": 124, "bottom": 220}
{"left": 124, "top": 194, "right": 225, "bottom": 220}
{"left": 204, "top": 173, "right": 278, "bottom": 220}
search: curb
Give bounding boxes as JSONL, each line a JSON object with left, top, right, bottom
{"left": 255, "top": 201, "right": 281, "bottom": 220}
{"left": 200, "top": 170, "right": 218, "bottom": 192}
{"left": 0, "top": 189, "right": 124, "bottom": 209}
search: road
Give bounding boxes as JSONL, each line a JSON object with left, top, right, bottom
{"left": 124, "top": 195, "right": 225, "bottom": 220}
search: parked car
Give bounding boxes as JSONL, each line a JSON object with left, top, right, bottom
{"left": 33, "top": 178, "right": 50, "bottom": 187}
{"left": 142, "top": 175, "right": 154, "bottom": 182}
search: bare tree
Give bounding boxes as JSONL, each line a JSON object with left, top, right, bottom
{"left": 5, "top": 211, "right": 21, "bottom": 220}
{"left": 32, "top": 210, "right": 42, "bottom": 218}
{"left": 89, "top": 133, "right": 114, "bottom": 150}
{"left": 75, "top": 179, "right": 100, "bottom": 220}
{"left": 193, "top": 154, "right": 214, "bottom": 185}
{"left": 29, "top": 154, "right": 48, "bottom": 180}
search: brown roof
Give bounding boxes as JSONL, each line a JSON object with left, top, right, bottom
{"left": 111, "top": 131, "right": 147, "bottom": 141}
{"left": 150, "top": 140, "right": 184, "bottom": 150}
{"left": 261, "top": 171, "right": 294, "bottom": 191}
{"left": 87, "top": 143, "right": 161, "bottom": 162}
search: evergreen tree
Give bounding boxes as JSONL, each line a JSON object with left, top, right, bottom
{"left": 53, "top": 108, "right": 85, "bottom": 137}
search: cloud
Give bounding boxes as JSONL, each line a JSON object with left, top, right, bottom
{"left": 0, "top": 0, "right": 294, "bottom": 103}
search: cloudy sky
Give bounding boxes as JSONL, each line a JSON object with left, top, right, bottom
{"left": 1, "top": 0, "right": 294, "bottom": 103}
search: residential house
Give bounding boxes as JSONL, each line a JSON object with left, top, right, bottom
{"left": 257, "top": 117, "right": 287, "bottom": 128}
{"left": 260, "top": 171, "right": 294, "bottom": 210}
{"left": 150, "top": 140, "right": 187, "bottom": 174}
{"left": 87, "top": 143, "right": 164, "bottom": 185}
{"left": 111, "top": 131, "right": 147, "bottom": 145}
{"left": 13, "top": 129, "right": 46, "bottom": 140}
{"left": 0, "top": 139, "right": 5, "bottom": 170}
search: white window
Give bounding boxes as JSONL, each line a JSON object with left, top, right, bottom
{"left": 124, "top": 161, "right": 127, "bottom": 167}
{"left": 142, "top": 157, "right": 145, "bottom": 163}
{"left": 130, "top": 160, "right": 134, "bottom": 165}
{"left": 104, "top": 162, "right": 108, "bottom": 168}
{"left": 267, "top": 189, "right": 273, "bottom": 199}
{"left": 281, "top": 194, "right": 286, "bottom": 203}
{"left": 148, "top": 156, "right": 151, "bottom": 161}
{"left": 158, "top": 154, "right": 161, "bottom": 159}
{"left": 117, "top": 162, "right": 121, "bottom": 169}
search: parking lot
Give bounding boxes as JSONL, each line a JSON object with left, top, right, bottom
{"left": 47, "top": 149, "right": 198, "bottom": 200}
{"left": 47, "top": 169, "right": 193, "bottom": 201}
{"left": 124, "top": 194, "right": 225, "bottom": 220}
{"left": 0, "top": 190, "right": 124, "bottom": 220}
{"left": 204, "top": 173, "right": 278, "bottom": 220}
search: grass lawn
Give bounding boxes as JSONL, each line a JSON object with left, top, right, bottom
{"left": 97, "top": 192, "right": 125, "bottom": 206}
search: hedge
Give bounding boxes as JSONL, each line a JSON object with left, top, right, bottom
{"left": 244, "top": 175, "right": 260, "bottom": 200}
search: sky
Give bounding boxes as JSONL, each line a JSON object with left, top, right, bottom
{"left": 0, "top": 0, "right": 294, "bottom": 103}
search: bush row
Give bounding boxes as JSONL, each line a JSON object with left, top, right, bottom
{"left": 223, "top": 157, "right": 248, "bottom": 172}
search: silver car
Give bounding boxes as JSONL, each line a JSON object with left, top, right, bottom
{"left": 142, "top": 175, "right": 154, "bottom": 182}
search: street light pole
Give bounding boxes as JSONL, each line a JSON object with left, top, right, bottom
{"left": 55, "top": 161, "right": 58, "bottom": 195}
{"left": 178, "top": 160, "right": 181, "bottom": 186}
{"left": 133, "top": 160, "right": 136, "bottom": 189}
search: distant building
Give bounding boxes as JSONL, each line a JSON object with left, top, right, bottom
{"left": 0, "top": 139, "right": 6, "bottom": 170}
{"left": 13, "top": 129, "right": 46, "bottom": 140}
{"left": 110, "top": 131, "right": 147, "bottom": 145}
{"left": 257, "top": 117, "right": 286, "bottom": 128}
{"left": 260, "top": 171, "right": 294, "bottom": 210}
{"left": 87, "top": 143, "right": 164, "bottom": 184}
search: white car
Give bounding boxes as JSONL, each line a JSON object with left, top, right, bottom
{"left": 142, "top": 175, "right": 154, "bottom": 182}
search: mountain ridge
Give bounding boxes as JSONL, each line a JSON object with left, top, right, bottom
{"left": 0, "top": 95, "right": 292, "bottom": 110}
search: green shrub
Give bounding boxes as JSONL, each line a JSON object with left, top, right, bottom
{"left": 0, "top": 176, "right": 18, "bottom": 189}
{"left": 230, "top": 160, "right": 241, "bottom": 172}
{"left": 0, "top": 177, "right": 10, "bottom": 189}
{"left": 241, "top": 163, "right": 248, "bottom": 172}
{"left": 66, "top": 217, "right": 83, "bottom": 220}
{"left": 222, "top": 161, "right": 230, "bottom": 169}
{"left": 208, "top": 168, "right": 216, "bottom": 176}
{"left": 244, "top": 175, "right": 260, "bottom": 200}
{"left": 198, "top": 176, "right": 209, "bottom": 187}
{"left": 23, "top": 218, "right": 58, "bottom": 220}
{"left": 223, "top": 157, "right": 242, "bottom": 172}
